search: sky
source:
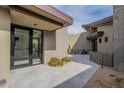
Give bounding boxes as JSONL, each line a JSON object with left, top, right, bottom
{"left": 54, "top": 5, "right": 113, "bottom": 34}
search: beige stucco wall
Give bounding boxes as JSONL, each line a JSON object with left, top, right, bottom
{"left": 97, "top": 24, "right": 113, "bottom": 54}
{"left": 44, "top": 27, "right": 68, "bottom": 64}
{"left": 0, "top": 7, "right": 10, "bottom": 87}
{"left": 56, "top": 27, "right": 68, "bottom": 51}
{"left": 43, "top": 31, "right": 56, "bottom": 50}
{"left": 0, "top": 8, "right": 10, "bottom": 31}
{"left": 68, "top": 34, "right": 80, "bottom": 50}
{"left": 68, "top": 32, "right": 92, "bottom": 53}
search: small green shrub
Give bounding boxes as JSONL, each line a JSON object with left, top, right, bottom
{"left": 62, "top": 56, "right": 71, "bottom": 63}
{"left": 110, "top": 74, "right": 115, "bottom": 77}
{"left": 48, "top": 57, "right": 63, "bottom": 67}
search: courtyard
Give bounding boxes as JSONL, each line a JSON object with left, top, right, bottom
{"left": 11, "top": 55, "right": 99, "bottom": 88}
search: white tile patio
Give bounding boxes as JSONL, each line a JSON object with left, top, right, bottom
{"left": 10, "top": 55, "right": 99, "bottom": 88}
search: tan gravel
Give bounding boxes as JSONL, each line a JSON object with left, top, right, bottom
{"left": 84, "top": 66, "right": 124, "bottom": 88}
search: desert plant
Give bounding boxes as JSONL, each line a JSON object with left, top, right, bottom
{"left": 67, "top": 45, "right": 71, "bottom": 54}
{"left": 110, "top": 74, "right": 115, "bottom": 77}
{"left": 115, "top": 77, "right": 124, "bottom": 83}
{"left": 62, "top": 56, "right": 71, "bottom": 63}
{"left": 48, "top": 57, "right": 63, "bottom": 67}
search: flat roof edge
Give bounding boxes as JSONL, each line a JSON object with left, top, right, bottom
{"left": 82, "top": 15, "right": 113, "bottom": 28}
{"left": 34, "top": 5, "right": 73, "bottom": 25}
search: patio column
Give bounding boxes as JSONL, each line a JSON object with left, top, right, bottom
{"left": 113, "top": 6, "right": 124, "bottom": 72}
{"left": 0, "top": 7, "right": 10, "bottom": 87}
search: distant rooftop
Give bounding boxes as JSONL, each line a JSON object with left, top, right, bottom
{"left": 82, "top": 16, "right": 113, "bottom": 30}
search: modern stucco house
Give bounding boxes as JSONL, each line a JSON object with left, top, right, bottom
{"left": 68, "top": 16, "right": 113, "bottom": 55}
{"left": 82, "top": 5, "right": 124, "bottom": 72}
{"left": 0, "top": 5, "right": 73, "bottom": 87}
{"left": 68, "top": 16, "right": 113, "bottom": 67}
{"left": 82, "top": 16, "right": 113, "bottom": 67}
{"left": 69, "top": 5, "right": 124, "bottom": 72}
{"left": 82, "top": 16, "right": 113, "bottom": 54}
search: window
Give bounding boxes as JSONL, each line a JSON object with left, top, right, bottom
{"left": 92, "top": 27, "right": 97, "bottom": 32}
{"left": 105, "top": 37, "right": 108, "bottom": 42}
{"left": 99, "top": 38, "right": 102, "bottom": 43}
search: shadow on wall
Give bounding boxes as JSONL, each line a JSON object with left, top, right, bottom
{"left": 68, "top": 32, "right": 92, "bottom": 54}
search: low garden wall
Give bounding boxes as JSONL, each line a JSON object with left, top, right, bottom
{"left": 70, "top": 49, "right": 90, "bottom": 54}
{"left": 70, "top": 50, "right": 82, "bottom": 54}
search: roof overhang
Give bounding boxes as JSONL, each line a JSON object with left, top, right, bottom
{"left": 87, "top": 31, "right": 104, "bottom": 40}
{"left": 82, "top": 16, "right": 113, "bottom": 31}
{"left": 10, "top": 5, "right": 73, "bottom": 31}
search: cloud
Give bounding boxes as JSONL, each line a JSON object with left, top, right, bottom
{"left": 54, "top": 5, "right": 113, "bottom": 34}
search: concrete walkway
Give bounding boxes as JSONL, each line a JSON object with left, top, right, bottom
{"left": 56, "top": 54, "right": 99, "bottom": 88}
{"left": 11, "top": 55, "right": 99, "bottom": 88}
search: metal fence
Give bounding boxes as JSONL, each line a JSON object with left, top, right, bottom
{"left": 90, "top": 52, "right": 113, "bottom": 67}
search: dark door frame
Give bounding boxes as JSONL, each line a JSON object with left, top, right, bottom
{"left": 92, "top": 39, "right": 97, "bottom": 52}
{"left": 10, "top": 24, "right": 43, "bottom": 69}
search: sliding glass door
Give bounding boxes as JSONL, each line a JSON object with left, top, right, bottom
{"left": 11, "top": 24, "right": 43, "bottom": 69}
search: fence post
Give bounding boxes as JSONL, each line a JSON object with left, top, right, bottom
{"left": 101, "top": 53, "right": 104, "bottom": 69}
{"left": 112, "top": 53, "right": 114, "bottom": 68}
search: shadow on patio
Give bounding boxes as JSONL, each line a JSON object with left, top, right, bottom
{"left": 55, "top": 54, "right": 99, "bottom": 88}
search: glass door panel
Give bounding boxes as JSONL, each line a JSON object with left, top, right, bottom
{"left": 32, "top": 30, "right": 42, "bottom": 64}
{"left": 14, "top": 28, "right": 30, "bottom": 66}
